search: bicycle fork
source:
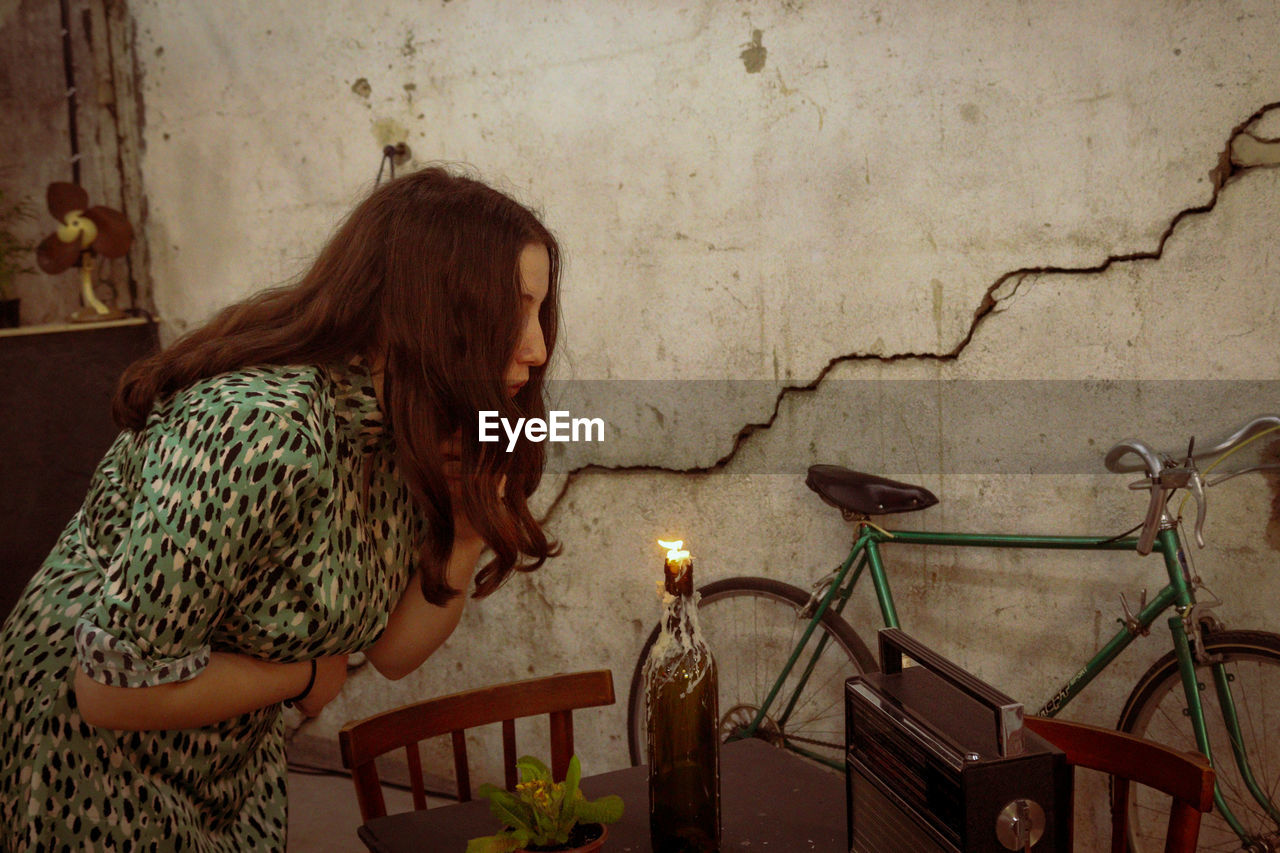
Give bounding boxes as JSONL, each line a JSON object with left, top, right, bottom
{"left": 1164, "top": 524, "right": 1280, "bottom": 844}
{"left": 1169, "top": 614, "right": 1280, "bottom": 842}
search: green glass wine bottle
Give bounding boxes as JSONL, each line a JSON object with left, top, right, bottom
{"left": 645, "top": 540, "right": 721, "bottom": 853}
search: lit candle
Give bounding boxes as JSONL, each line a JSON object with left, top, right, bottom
{"left": 658, "top": 539, "right": 693, "bottom": 596}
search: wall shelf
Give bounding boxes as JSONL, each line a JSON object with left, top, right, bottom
{"left": 0, "top": 315, "right": 151, "bottom": 339}
{"left": 0, "top": 316, "right": 159, "bottom": 618}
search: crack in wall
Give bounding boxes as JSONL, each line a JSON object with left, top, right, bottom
{"left": 540, "top": 100, "right": 1280, "bottom": 523}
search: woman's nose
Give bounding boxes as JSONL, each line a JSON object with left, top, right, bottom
{"left": 518, "top": 318, "right": 547, "bottom": 367}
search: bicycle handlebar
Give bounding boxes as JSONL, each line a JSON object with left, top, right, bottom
{"left": 1104, "top": 415, "right": 1280, "bottom": 555}
{"left": 1104, "top": 438, "right": 1165, "bottom": 477}
{"left": 1104, "top": 414, "right": 1280, "bottom": 475}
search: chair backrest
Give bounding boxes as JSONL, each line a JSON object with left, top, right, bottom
{"left": 1023, "top": 715, "right": 1214, "bottom": 853}
{"left": 338, "top": 669, "right": 615, "bottom": 822}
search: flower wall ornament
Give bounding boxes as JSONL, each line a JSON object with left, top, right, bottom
{"left": 35, "top": 182, "right": 133, "bottom": 322}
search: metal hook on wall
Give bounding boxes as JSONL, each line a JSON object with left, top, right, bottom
{"left": 375, "top": 142, "right": 412, "bottom": 184}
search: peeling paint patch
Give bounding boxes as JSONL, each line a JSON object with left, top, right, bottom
{"left": 1264, "top": 439, "right": 1280, "bottom": 551}
{"left": 740, "top": 29, "right": 767, "bottom": 73}
{"left": 351, "top": 77, "right": 372, "bottom": 98}
{"left": 372, "top": 117, "right": 408, "bottom": 148}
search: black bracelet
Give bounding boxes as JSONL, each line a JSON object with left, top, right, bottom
{"left": 285, "top": 659, "right": 317, "bottom": 707}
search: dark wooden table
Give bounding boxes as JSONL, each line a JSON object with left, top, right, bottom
{"left": 358, "top": 738, "right": 846, "bottom": 852}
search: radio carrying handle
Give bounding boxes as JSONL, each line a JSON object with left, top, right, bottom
{"left": 879, "top": 628, "right": 1026, "bottom": 757}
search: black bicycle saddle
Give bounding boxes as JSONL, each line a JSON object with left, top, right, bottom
{"left": 805, "top": 465, "right": 939, "bottom": 516}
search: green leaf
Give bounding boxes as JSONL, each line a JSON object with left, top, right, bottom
{"left": 574, "top": 794, "right": 625, "bottom": 825}
{"left": 480, "top": 786, "right": 522, "bottom": 812}
{"left": 485, "top": 793, "right": 531, "bottom": 832}
{"left": 516, "top": 755, "right": 551, "bottom": 783}
{"left": 464, "top": 835, "right": 522, "bottom": 853}
{"left": 558, "top": 758, "right": 582, "bottom": 824}
{"left": 564, "top": 756, "right": 582, "bottom": 800}
{"left": 476, "top": 783, "right": 507, "bottom": 801}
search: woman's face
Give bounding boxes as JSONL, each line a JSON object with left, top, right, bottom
{"left": 506, "top": 242, "right": 549, "bottom": 395}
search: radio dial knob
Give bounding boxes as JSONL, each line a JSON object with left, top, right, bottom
{"left": 996, "top": 798, "right": 1046, "bottom": 850}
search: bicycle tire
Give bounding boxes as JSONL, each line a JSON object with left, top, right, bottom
{"left": 625, "top": 576, "right": 877, "bottom": 767}
{"left": 1116, "top": 629, "right": 1280, "bottom": 852}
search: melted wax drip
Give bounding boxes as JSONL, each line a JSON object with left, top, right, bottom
{"left": 644, "top": 560, "right": 712, "bottom": 700}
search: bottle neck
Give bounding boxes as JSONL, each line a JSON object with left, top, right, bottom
{"left": 663, "top": 557, "right": 694, "bottom": 597}
{"left": 660, "top": 557, "right": 702, "bottom": 654}
{"left": 646, "top": 557, "right": 711, "bottom": 673}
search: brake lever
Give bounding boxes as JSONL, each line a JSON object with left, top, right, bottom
{"left": 1178, "top": 437, "right": 1208, "bottom": 548}
{"left": 1134, "top": 482, "right": 1165, "bottom": 556}
{"left": 1129, "top": 453, "right": 1192, "bottom": 556}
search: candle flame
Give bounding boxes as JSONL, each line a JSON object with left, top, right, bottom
{"left": 658, "top": 539, "right": 690, "bottom": 561}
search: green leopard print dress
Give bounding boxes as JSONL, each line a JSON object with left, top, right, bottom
{"left": 0, "top": 360, "right": 418, "bottom": 851}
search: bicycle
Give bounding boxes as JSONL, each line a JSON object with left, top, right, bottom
{"left": 626, "top": 415, "right": 1280, "bottom": 852}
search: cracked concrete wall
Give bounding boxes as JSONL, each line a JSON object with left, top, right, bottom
{"left": 123, "top": 0, "right": 1280, "bottom": 844}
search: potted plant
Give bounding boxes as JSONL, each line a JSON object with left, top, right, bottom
{"left": 0, "top": 190, "right": 35, "bottom": 328}
{"left": 467, "top": 755, "right": 624, "bottom": 853}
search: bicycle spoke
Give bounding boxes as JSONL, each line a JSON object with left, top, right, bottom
{"left": 641, "top": 580, "right": 868, "bottom": 766}
{"left": 751, "top": 596, "right": 761, "bottom": 703}
{"left": 787, "top": 682, "right": 847, "bottom": 729}
{"left": 1120, "top": 633, "right": 1280, "bottom": 852}
{"left": 779, "top": 648, "right": 849, "bottom": 722}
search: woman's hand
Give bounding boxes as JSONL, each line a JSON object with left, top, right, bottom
{"left": 294, "top": 654, "right": 350, "bottom": 718}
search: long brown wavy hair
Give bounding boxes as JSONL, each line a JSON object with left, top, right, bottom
{"left": 114, "top": 166, "right": 561, "bottom": 603}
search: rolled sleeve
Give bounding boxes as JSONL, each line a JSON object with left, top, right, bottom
{"left": 74, "top": 618, "right": 211, "bottom": 688}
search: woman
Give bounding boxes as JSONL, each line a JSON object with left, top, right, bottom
{"left": 0, "top": 166, "right": 561, "bottom": 851}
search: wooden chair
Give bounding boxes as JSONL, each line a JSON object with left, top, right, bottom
{"left": 1024, "top": 715, "right": 1215, "bottom": 853}
{"left": 338, "top": 669, "right": 615, "bottom": 821}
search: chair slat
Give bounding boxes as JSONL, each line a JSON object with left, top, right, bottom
{"left": 549, "top": 709, "right": 573, "bottom": 781}
{"left": 1109, "top": 777, "right": 1130, "bottom": 853}
{"left": 338, "top": 670, "right": 615, "bottom": 821}
{"left": 1166, "top": 801, "right": 1205, "bottom": 853}
{"left": 451, "top": 730, "right": 471, "bottom": 801}
{"left": 502, "top": 719, "right": 517, "bottom": 791}
{"left": 348, "top": 761, "right": 386, "bottom": 824}
{"left": 405, "top": 742, "right": 426, "bottom": 812}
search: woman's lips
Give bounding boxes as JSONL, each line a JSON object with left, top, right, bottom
{"left": 441, "top": 436, "right": 462, "bottom": 481}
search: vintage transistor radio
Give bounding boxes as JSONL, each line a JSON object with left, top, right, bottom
{"left": 845, "top": 629, "right": 1072, "bottom": 852}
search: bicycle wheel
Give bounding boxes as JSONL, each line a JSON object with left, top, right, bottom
{"left": 1117, "top": 630, "right": 1280, "bottom": 852}
{"left": 626, "top": 577, "right": 876, "bottom": 768}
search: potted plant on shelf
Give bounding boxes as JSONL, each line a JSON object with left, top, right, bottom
{"left": 467, "top": 755, "right": 624, "bottom": 853}
{"left": 0, "top": 190, "right": 35, "bottom": 328}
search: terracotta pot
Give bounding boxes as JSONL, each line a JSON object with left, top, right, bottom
{"left": 518, "top": 822, "right": 607, "bottom": 853}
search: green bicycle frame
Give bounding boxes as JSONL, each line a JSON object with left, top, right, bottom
{"left": 737, "top": 523, "right": 1274, "bottom": 842}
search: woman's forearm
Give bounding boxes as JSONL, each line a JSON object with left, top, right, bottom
{"left": 365, "top": 538, "right": 485, "bottom": 681}
{"left": 74, "top": 651, "right": 313, "bottom": 731}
